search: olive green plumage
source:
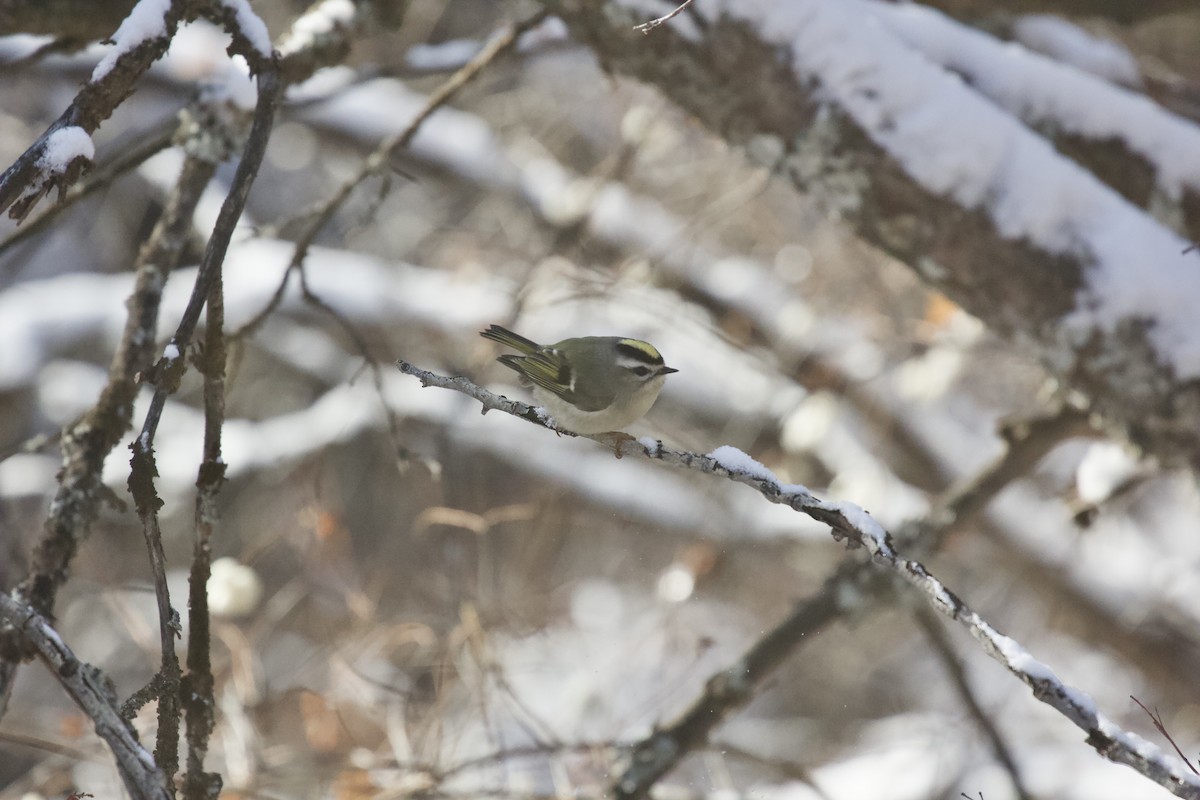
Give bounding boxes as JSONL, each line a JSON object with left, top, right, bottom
{"left": 480, "top": 324, "right": 677, "bottom": 433}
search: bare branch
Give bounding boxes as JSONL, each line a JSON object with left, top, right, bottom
{"left": 229, "top": 12, "right": 547, "bottom": 474}
{"left": 634, "top": 0, "right": 696, "bottom": 34}
{"left": 126, "top": 151, "right": 222, "bottom": 782}
{"left": 612, "top": 567, "right": 847, "bottom": 799}
{"left": 282, "top": 8, "right": 550, "bottom": 272}
{"left": 180, "top": 197, "right": 228, "bottom": 800}
{"left": 133, "top": 63, "right": 283, "bottom": 454}
{"left": 1131, "top": 696, "right": 1200, "bottom": 776}
{"left": 908, "top": 409, "right": 1092, "bottom": 550}
{"left": 0, "top": 594, "right": 171, "bottom": 800}
{"left": 237, "top": 10, "right": 548, "bottom": 338}
{"left": 126, "top": 58, "right": 282, "bottom": 800}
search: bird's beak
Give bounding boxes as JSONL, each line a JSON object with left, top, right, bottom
{"left": 659, "top": 366, "right": 679, "bottom": 375}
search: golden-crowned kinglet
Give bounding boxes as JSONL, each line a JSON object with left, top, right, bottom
{"left": 480, "top": 324, "right": 677, "bottom": 434}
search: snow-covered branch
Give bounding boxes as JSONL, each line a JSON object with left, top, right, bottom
{"left": 202, "top": 0, "right": 272, "bottom": 71}
{"left": 0, "top": 0, "right": 278, "bottom": 222}
{"left": 0, "top": 0, "right": 198, "bottom": 220}
{"left": 397, "top": 360, "right": 1200, "bottom": 799}
{"left": 866, "top": 2, "right": 1200, "bottom": 240}
{"left": 538, "top": 0, "right": 1200, "bottom": 471}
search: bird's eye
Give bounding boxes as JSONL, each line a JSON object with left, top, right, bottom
{"left": 630, "top": 366, "right": 652, "bottom": 377}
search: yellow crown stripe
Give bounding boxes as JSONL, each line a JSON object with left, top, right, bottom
{"left": 617, "top": 338, "right": 663, "bottom": 362}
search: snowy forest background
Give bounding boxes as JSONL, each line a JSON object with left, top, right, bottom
{"left": 2, "top": 1, "right": 1200, "bottom": 798}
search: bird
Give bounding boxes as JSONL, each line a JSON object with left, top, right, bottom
{"left": 480, "top": 324, "right": 677, "bottom": 434}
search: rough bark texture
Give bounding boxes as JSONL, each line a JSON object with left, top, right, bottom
{"left": 539, "top": 0, "right": 1200, "bottom": 468}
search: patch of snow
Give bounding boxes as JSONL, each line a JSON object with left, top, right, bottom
{"left": 220, "top": 0, "right": 273, "bottom": 56}
{"left": 38, "top": 127, "right": 94, "bottom": 172}
{"left": 675, "top": 0, "right": 1200, "bottom": 378}
{"left": 277, "top": 0, "right": 354, "bottom": 57}
{"left": 1075, "top": 441, "right": 1138, "bottom": 504}
{"left": 91, "top": 0, "right": 171, "bottom": 82}
{"left": 1012, "top": 14, "right": 1139, "bottom": 86}
{"left": 708, "top": 445, "right": 780, "bottom": 486}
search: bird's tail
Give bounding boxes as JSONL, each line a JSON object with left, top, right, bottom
{"left": 480, "top": 324, "right": 542, "bottom": 354}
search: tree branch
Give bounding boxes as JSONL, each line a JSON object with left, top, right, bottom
{"left": 396, "top": 360, "right": 1200, "bottom": 800}
{"left": 534, "top": 0, "right": 1200, "bottom": 472}
{"left": 0, "top": 594, "right": 171, "bottom": 800}
{"left": 0, "top": 0, "right": 203, "bottom": 220}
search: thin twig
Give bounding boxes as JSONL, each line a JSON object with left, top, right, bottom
{"left": 287, "top": 9, "right": 550, "bottom": 273}
{"left": 634, "top": 0, "right": 696, "bottom": 34}
{"left": 232, "top": 12, "right": 549, "bottom": 472}
{"left": 129, "top": 152, "right": 221, "bottom": 782}
{"left": 181, "top": 188, "right": 229, "bottom": 800}
{"left": 902, "top": 408, "right": 1091, "bottom": 551}
{"left": 1132, "top": 696, "right": 1200, "bottom": 775}
{"left": 133, "top": 65, "right": 283, "bottom": 454}
{"left": 612, "top": 567, "right": 848, "bottom": 799}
